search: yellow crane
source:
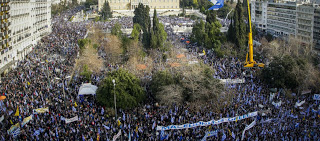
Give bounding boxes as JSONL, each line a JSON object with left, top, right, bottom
{"left": 244, "top": 0, "right": 264, "bottom": 68}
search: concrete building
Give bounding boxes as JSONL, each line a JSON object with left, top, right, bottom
{"left": 98, "top": 0, "right": 179, "bottom": 11}
{"left": 0, "top": 0, "right": 52, "bottom": 75}
{"left": 9, "top": 0, "right": 32, "bottom": 66}
{"left": 314, "top": 6, "right": 320, "bottom": 52}
{"left": 266, "top": 2, "right": 297, "bottom": 37}
{"left": 251, "top": 0, "right": 268, "bottom": 32}
{"left": 296, "top": 4, "right": 315, "bottom": 45}
{"left": 0, "top": 0, "right": 12, "bottom": 74}
{"left": 30, "top": 0, "right": 52, "bottom": 44}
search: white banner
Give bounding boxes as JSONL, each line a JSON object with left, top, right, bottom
{"left": 219, "top": 78, "right": 245, "bottom": 84}
{"left": 33, "top": 107, "right": 49, "bottom": 114}
{"left": 156, "top": 112, "right": 257, "bottom": 130}
{"left": 65, "top": 116, "right": 78, "bottom": 124}
{"left": 113, "top": 130, "right": 121, "bottom": 141}
{"left": 241, "top": 120, "right": 256, "bottom": 140}
{"left": 313, "top": 94, "right": 320, "bottom": 100}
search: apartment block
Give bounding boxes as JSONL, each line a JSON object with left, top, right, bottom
{"left": 251, "top": 0, "right": 268, "bottom": 32}
{"left": 0, "top": 0, "right": 11, "bottom": 74}
{"left": 314, "top": 6, "right": 320, "bottom": 52}
{"left": 266, "top": 2, "right": 297, "bottom": 37}
{"left": 296, "top": 4, "right": 314, "bottom": 45}
{"left": 0, "top": 0, "right": 51, "bottom": 75}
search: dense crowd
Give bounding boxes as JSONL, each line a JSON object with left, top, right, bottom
{"left": 0, "top": 7, "right": 319, "bottom": 140}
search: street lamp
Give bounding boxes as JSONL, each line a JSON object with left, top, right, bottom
{"left": 112, "top": 79, "right": 117, "bottom": 120}
{"left": 55, "top": 76, "right": 71, "bottom": 111}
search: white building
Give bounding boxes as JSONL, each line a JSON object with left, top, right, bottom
{"left": 313, "top": 6, "right": 320, "bottom": 53}
{"left": 266, "top": 2, "right": 297, "bottom": 37}
{"left": 0, "top": 0, "right": 52, "bottom": 75}
{"left": 251, "top": 0, "right": 268, "bottom": 32}
{"left": 296, "top": 4, "right": 315, "bottom": 45}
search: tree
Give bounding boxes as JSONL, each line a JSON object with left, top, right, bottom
{"left": 111, "top": 22, "right": 123, "bottom": 38}
{"left": 227, "top": 17, "right": 235, "bottom": 43}
{"left": 204, "top": 20, "right": 224, "bottom": 49}
{"left": 150, "top": 9, "right": 167, "bottom": 49}
{"left": 233, "top": 2, "right": 247, "bottom": 50}
{"left": 96, "top": 69, "right": 145, "bottom": 109}
{"left": 100, "top": 1, "right": 112, "bottom": 21}
{"left": 262, "top": 55, "right": 298, "bottom": 89}
{"left": 206, "top": 10, "right": 217, "bottom": 24}
{"left": 190, "top": 20, "right": 206, "bottom": 46}
{"left": 133, "top": 3, "right": 151, "bottom": 48}
{"left": 131, "top": 24, "right": 142, "bottom": 41}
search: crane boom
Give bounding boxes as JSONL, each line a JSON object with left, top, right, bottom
{"left": 244, "top": 0, "right": 264, "bottom": 68}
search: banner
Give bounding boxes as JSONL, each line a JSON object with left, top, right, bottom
{"left": 33, "top": 107, "right": 49, "bottom": 114}
{"left": 241, "top": 120, "right": 256, "bottom": 140}
{"left": 313, "top": 94, "right": 320, "bottom": 100}
{"left": 7, "top": 123, "right": 20, "bottom": 134}
{"left": 156, "top": 112, "right": 257, "bottom": 130}
{"left": 22, "top": 115, "right": 33, "bottom": 127}
{"left": 65, "top": 116, "right": 78, "bottom": 124}
{"left": 219, "top": 78, "right": 245, "bottom": 84}
{"left": 113, "top": 130, "right": 121, "bottom": 141}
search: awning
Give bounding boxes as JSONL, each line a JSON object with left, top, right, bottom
{"left": 78, "top": 83, "right": 98, "bottom": 96}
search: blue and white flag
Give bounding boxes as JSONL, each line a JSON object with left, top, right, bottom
{"left": 33, "top": 130, "right": 40, "bottom": 136}
{"left": 222, "top": 132, "right": 226, "bottom": 141}
{"left": 241, "top": 120, "right": 256, "bottom": 140}
{"left": 12, "top": 128, "right": 20, "bottom": 138}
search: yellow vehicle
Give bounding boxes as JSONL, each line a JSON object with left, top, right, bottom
{"left": 244, "top": 0, "right": 265, "bottom": 68}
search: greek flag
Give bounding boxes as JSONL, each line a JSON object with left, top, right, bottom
{"left": 208, "top": 0, "right": 224, "bottom": 10}
{"left": 12, "top": 128, "right": 20, "bottom": 138}
{"left": 33, "top": 130, "right": 40, "bottom": 136}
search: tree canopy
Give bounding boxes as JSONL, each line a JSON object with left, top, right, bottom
{"left": 96, "top": 69, "right": 145, "bottom": 109}
{"left": 150, "top": 9, "right": 167, "bottom": 49}
{"left": 100, "top": 1, "right": 112, "bottom": 21}
{"left": 227, "top": 2, "right": 246, "bottom": 50}
{"left": 111, "top": 22, "right": 123, "bottom": 38}
{"left": 133, "top": 3, "right": 151, "bottom": 48}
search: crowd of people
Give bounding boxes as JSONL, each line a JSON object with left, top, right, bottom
{"left": 0, "top": 7, "right": 319, "bottom": 140}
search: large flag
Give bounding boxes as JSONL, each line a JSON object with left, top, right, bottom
{"left": 208, "top": 0, "right": 224, "bottom": 10}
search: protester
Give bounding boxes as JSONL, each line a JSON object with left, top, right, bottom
{"left": 0, "top": 7, "right": 319, "bottom": 140}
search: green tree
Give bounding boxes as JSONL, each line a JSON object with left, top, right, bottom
{"left": 133, "top": 3, "right": 151, "bottom": 48}
{"left": 262, "top": 55, "right": 299, "bottom": 89}
{"left": 150, "top": 9, "right": 167, "bottom": 49}
{"left": 111, "top": 22, "right": 123, "bottom": 38}
{"left": 204, "top": 21, "right": 224, "bottom": 49}
{"left": 206, "top": 10, "right": 217, "bottom": 24}
{"left": 190, "top": 20, "right": 206, "bottom": 46}
{"left": 131, "top": 23, "right": 142, "bottom": 41}
{"left": 233, "top": 2, "right": 247, "bottom": 50}
{"left": 96, "top": 69, "right": 145, "bottom": 109}
{"left": 151, "top": 70, "right": 176, "bottom": 93}
{"left": 227, "top": 17, "right": 235, "bottom": 43}
{"left": 100, "top": 1, "right": 112, "bottom": 21}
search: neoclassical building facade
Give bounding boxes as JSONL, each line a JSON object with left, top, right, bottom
{"left": 98, "top": 0, "right": 180, "bottom": 11}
